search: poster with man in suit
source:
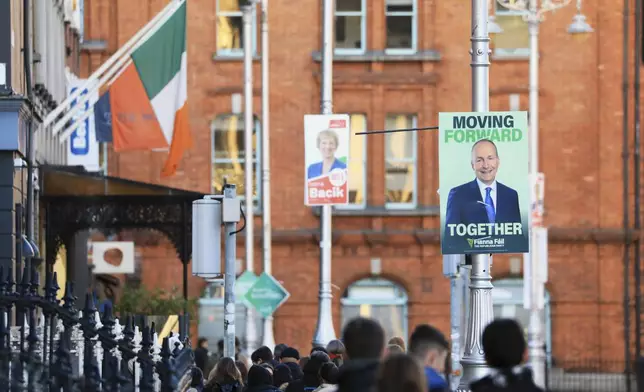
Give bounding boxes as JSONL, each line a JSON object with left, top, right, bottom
{"left": 439, "top": 111, "right": 530, "bottom": 254}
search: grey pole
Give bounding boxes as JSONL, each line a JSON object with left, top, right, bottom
{"left": 312, "top": 0, "right": 337, "bottom": 347}
{"left": 223, "top": 185, "right": 238, "bottom": 358}
{"left": 457, "top": 0, "right": 494, "bottom": 390}
{"left": 242, "top": 2, "right": 259, "bottom": 353}
{"left": 526, "top": 0, "right": 546, "bottom": 386}
{"left": 260, "top": 0, "right": 276, "bottom": 349}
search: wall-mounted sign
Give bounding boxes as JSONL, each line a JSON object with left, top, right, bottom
{"left": 91, "top": 241, "right": 135, "bottom": 274}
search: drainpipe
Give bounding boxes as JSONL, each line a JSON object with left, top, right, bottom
{"left": 621, "top": 0, "right": 631, "bottom": 388}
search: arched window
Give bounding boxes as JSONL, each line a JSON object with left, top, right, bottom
{"left": 492, "top": 278, "right": 552, "bottom": 366}
{"left": 341, "top": 278, "right": 408, "bottom": 340}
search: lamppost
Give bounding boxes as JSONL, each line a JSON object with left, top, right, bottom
{"left": 491, "top": 0, "right": 593, "bottom": 388}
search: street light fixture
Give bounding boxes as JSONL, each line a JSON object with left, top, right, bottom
{"left": 490, "top": 0, "right": 592, "bottom": 389}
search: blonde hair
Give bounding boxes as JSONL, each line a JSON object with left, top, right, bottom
{"left": 316, "top": 129, "right": 339, "bottom": 148}
{"left": 388, "top": 336, "right": 406, "bottom": 352}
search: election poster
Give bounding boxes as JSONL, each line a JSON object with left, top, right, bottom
{"left": 438, "top": 111, "right": 530, "bottom": 255}
{"left": 304, "top": 114, "right": 350, "bottom": 206}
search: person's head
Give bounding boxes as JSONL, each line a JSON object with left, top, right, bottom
{"left": 325, "top": 339, "right": 345, "bottom": 366}
{"left": 217, "top": 339, "right": 224, "bottom": 353}
{"left": 377, "top": 354, "right": 427, "bottom": 392}
{"left": 247, "top": 365, "right": 273, "bottom": 387}
{"left": 388, "top": 336, "right": 406, "bottom": 352}
{"left": 342, "top": 317, "right": 386, "bottom": 360}
{"left": 197, "top": 337, "right": 208, "bottom": 349}
{"left": 471, "top": 138, "right": 499, "bottom": 185}
{"left": 408, "top": 324, "right": 449, "bottom": 372}
{"left": 274, "top": 343, "right": 288, "bottom": 361}
{"left": 385, "top": 344, "right": 405, "bottom": 356}
{"left": 235, "top": 359, "right": 249, "bottom": 383}
{"left": 273, "top": 364, "right": 293, "bottom": 387}
{"left": 209, "top": 357, "right": 243, "bottom": 385}
{"left": 319, "top": 362, "right": 339, "bottom": 384}
{"left": 251, "top": 346, "right": 273, "bottom": 364}
{"left": 482, "top": 318, "right": 527, "bottom": 369}
{"left": 310, "top": 346, "right": 329, "bottom": 355}
{"left": 302, "top": 351, "right": 331, "bottom": 387}
{"left": 317, "top": 129, "right": 340, "bottom": 160}
{"left": 280, "top": 347, "right": 301, "bottom": 363}
{"left": 190, "top": 367, "right": 204, "bottom": 388}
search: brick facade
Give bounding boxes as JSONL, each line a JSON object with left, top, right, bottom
{"left": 80, "top": 0, "right": 639, "bottom": 363}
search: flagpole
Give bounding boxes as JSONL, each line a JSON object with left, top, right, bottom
{"left": 260, "top": 0, "right": 276, "bottom": 349}
{"left": 243, "top": 0, "right": 259, "bottom": 354}
{"left": 56, "top": 59, "right": 134, "bottom": 144}
{"left": 43, "top": 0, "right": 181, "bottom": 128}
{"left": 50, "top": 0, "right": 185, "bottom": 136}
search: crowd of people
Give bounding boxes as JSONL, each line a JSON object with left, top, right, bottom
{"left": 183, "top": 317, "right": 543, "bottom": 392}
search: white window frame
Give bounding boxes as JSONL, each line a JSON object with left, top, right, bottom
{"left": 336, "top": 113, "right": 367, "bottom": 210}
{"left": 384, "top": 0, "right": 418, "bottom": 55}
{"left": 334, "top": 0, "right": 367, "bottom": 55}
{"left": 384, "top": 114, "right": 418, "bottom": 210}
{"left": 215, "top": 0, "right": 258, "bottom": 57}
{"left": 211, "top": 114, "right": 262, "bottom": 212}
{"left": 493, "top": 2, "right": 529, "bottom": 57}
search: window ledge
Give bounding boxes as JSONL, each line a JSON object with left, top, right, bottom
{"left": 491, "top": 52, "right": 529, "bottom": 61}
{"left": 311, "top": 205, "right": 439, "bottom": 217}
{"left": 213, "top": 53, "right": 261, "bottom": 62}
{"left": 311, "top": 50, "right": 441, "bottom": 63}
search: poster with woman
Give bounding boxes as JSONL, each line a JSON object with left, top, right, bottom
{"left": 304, "top": 114, "right": 351, "bottom": 206}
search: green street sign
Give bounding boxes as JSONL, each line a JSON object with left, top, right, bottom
{"left": 235, "top": 270, "right": 259, "bottom": 305}
{"left": 244, "top": 272, "right": 290, "bottom": 318}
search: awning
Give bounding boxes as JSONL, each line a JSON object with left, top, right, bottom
{"left": 40, "top": 165, "right": 202, "bottom": 197}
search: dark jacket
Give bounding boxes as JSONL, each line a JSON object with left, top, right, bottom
{"left": 284, "top": 362, "right": 304, "bottom": 381}
{"left": 195, "top": 347, "right": 210, "bottom": 373}
{"left": 205, "top": 381, "right": 243, "bottom": 392}
{"left": 424, "top": 367, "right": 449, "bottom": 392}
{"left": 336, "top": 359, "right": 379, "bottom": 392}
{"left": 470, "top": 367, "right": 544, "bottom": 392}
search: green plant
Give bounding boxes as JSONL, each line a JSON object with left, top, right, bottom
{"left": 114, "top": 285, "right": 198, "bottom": 316}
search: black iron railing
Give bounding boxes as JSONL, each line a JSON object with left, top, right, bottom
{"left": 0, "top": 263, "right": 195, "bottom": 391}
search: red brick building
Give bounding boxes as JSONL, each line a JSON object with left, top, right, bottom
{"left": 79, "top": 0, "right": 637, "bottom": 365}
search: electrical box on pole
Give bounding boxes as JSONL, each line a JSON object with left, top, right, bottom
{"left": 192, "top": 196, "right": 223, "bottom": 279}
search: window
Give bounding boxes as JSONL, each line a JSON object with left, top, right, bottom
{"left": 385, "top": 114, "right": 417, "bottom": 208}
{"left": 385, "top": 0, "right": 416, "bottom": 53}
{"left": 492, "top": 2, "right": 529, "bottom": 56}
{"left": 336, "top": 114, "right": 367, "bottom": 209}
{"left": 216, "top": 0, "right": 256, "bottom": 56}
{"left": 341, "top": 278, "right": 408, "bottom": 341}
{"left": 335, "top": 0, "right": 366, "bottom": 54}
{"left": 212, "top": 114, "right": 261, "bottom": 208}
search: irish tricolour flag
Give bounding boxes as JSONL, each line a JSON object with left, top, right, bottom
{"left": 100, "top": 0, "right": 191, "bottom": 177}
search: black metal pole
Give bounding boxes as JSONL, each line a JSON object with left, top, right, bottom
{"left": 635, "top": 0, "right": 642, "bottom": 362}
{"left": 23, "top": 0, "right": 35, "bottom": 245}
{"left": 623, "top": 0, "right": 632, "bottom": 388}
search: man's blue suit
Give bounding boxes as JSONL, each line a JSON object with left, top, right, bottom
{"left": 443, "top": 179, "right": 523, "bottom": 253}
